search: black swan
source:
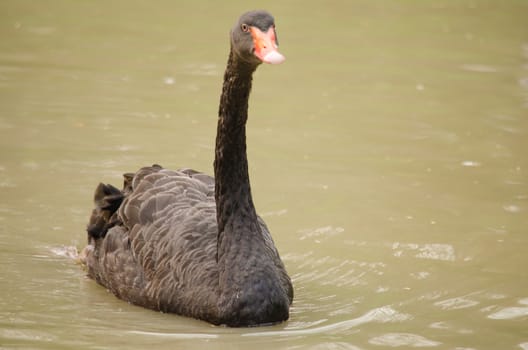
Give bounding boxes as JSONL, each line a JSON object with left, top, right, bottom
{"left": 81, "top": 10, "right": 293, "bottom": 327}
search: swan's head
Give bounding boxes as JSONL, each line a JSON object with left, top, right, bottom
{"left": 231, "top": 10, "right": 285, "bottom": 66}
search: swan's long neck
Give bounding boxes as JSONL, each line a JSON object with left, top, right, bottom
{"left": 214, "top": 52, "right": 258, "bottom": 239}
{"left": 213, "top": 49, "right": 290, "bottom": 326}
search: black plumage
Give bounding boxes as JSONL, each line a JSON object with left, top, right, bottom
{"left": 81, "top": 10, "right": 293, "bottom": 327}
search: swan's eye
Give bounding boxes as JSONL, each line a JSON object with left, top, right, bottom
{"left": 241, "top": 23, "right": 250, "bottom": 32}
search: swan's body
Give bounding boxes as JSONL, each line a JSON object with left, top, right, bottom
{"left": 81, "top": 11, "right": 293, "bottom": 327}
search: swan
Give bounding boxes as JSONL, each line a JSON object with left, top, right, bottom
{"left": 81, "top": 10, "right": 293, "bottom": 327}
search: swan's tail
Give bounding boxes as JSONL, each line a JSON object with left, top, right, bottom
{"left": 86, "top": 182, "right": 124, "bottom": 243}
{"left": 85, "top": 165, "right": 160, "bottom": 243}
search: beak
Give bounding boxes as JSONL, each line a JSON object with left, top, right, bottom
{"left": 250, "top": 26, "right": 285, "bottom": 64}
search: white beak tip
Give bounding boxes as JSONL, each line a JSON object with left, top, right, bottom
{"left": 263, "top": 51, "right": 286, "bottom": 65}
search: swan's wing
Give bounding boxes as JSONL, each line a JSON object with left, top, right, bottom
{"left": 85, "top": 165, "right": 220, "bottom": 319}
{"left": 84, "top": 165, "right": 290, "bottom": 320}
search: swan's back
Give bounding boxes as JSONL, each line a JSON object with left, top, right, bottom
{"left": 83, "top": 165, "right": 291, "bottom": 324}
{"left": 85, "top": 165, "right": 221, "bottom": 320}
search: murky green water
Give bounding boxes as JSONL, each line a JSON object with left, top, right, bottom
{"left": 1, "top": 1, "right": 527, "bottom": 349}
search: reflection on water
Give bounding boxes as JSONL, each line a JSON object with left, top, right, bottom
{"left": 1, "top": 0, "right": 528, "bottom": 349}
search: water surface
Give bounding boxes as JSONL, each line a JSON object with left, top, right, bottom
{"left": 1, "top": 1, "right": 527, "bottom": 349}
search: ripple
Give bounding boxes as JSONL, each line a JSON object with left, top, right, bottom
{"left": 428, "top": 322, "right": 473, "bottom": 336}
{"left": 460, "top": 64, "right": 498, "bottom": 73}
{"left": 0, "top": 118, "right": 15, "bottom": 129}
{"left": 486, "top": 297, "right": 528, "bottom": 320}
{"left": 392, "top": 243, "right": 455, "bottom": 261}
{"left": 461, "top": 160, "right": 481, "bottom": 167}
{"left": 26, "top": 26, "right": 57, "bottom": 35}
{"left": 126, "top": 330, "right": 218, "bottom": 339}
{"left": 182, "top": 63, "right": 219, "bottom": 76}
{"left": 163, "top": 76, "right": 175, "bottom": 85}
{"left": 519, "top": 77, "right": 528, "bottom": 89}
{"left": 243, "top": 306, "right": 411, "bottom": 337}
{"left": 306, "top": 342, "right": 362, "bottom": 350}
{"left": 503, "top": 204, "right": 522, "bottom": 213}
{"left": 298, "top": 226, "right": 345, "bottom": 242}
{"left": 290, "top": 252, "right": 385, "bottom": 288}
{"left": 105, "top": 144, "right": 141, "bottom": 152}
{"left": 49, "top": 245, "right": 79, "bottom": 260}
{"left": 260, "top": 208, "right": 288, "bottom": 217}
{"left": 434, "top": 296, "right": 479, "bottom": 310}
{"left": 1, "top": 328, "right": 57, "bottom": 343}
{"left": 488, "top": 306, "right": 528, "bottom": 320}
{"left": 0, "top": 176, "right": 16, "bottom": 188}
{"left": 285, "top": 318, "right": 328, "bottom": 330}
{"left": 369, "top": 333, "right": 441, "bottom": 347}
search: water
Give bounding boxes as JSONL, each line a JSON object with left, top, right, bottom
{"left": 1, "top": 1, "right": 527, "bottom": 349}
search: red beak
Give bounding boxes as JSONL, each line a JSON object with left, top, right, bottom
{"left": 250, "top": 26, "right": 285, "bottom": 64}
